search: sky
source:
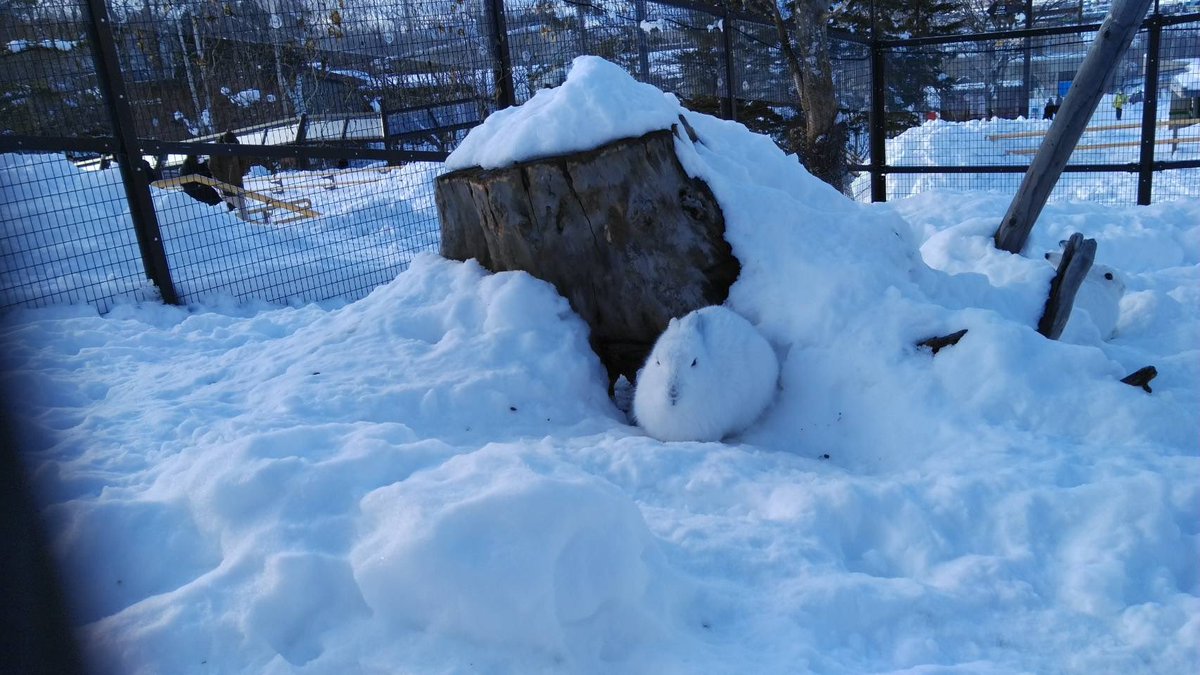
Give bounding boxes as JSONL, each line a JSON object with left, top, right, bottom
{"left": 0, "top": 55, "right": 1197, "bottom": 674}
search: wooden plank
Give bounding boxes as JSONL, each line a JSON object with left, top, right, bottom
{"left": 1038, "top": 233, "right": 1096, "bottom": 340}
{"left": 987, "top": 117, "right": 1200, "bottom": 142}
{"left": 152, "top": 174, "right": 322, "bottom": 220}
{"left": 994, "top": 0, "right": 1155, "bottom": 254}
{"left": 1005, "top": 135, "right": 1200, "bottom": 155}
{"left": 249, "top": 165, "right": 408, "bottom": 192}
{"left": 986, "top": 128, "right": 1064, "bottom": 141}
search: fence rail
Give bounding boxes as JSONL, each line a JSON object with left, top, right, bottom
{"left": 2, "top": 0, "right": 1199, "bottom": 313}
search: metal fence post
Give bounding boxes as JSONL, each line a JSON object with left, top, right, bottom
{"left": 1137, "top": 13, "right": 1162, "bottom": 205}
{"left": 1022, "top": 0, "right": 1033, "bottom": 117}
{"left": 295, "top": 113, "right": 311, "bottom": 170}
{"left": 721, "top": 12, "right": 737, "bottom": 121}
{"left": 869, "top": 39, "right": 887, "bottom": 202}
{"left": 635, "top": 0, "right": 651, "bottom": 80}
{"left": 486, "top": 0, "right": 517, "bottom": 109}
{"left": 82, "top": 0, "right": 179, "bottom": 305}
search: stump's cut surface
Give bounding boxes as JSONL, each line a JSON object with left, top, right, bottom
{"left": 436, "top": 127, "right": 739, "bottom": 382}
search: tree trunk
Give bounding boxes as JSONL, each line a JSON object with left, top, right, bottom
{"left": 175, "top": 17, "right": 202, "bottom": 130}
{"left": 792, "top": 1, "right": 845, "bottom": 189}
{"left": 436, "top": 127, "right": 740, "bottom": 383}
{"left": 189, "top": 13, "right": 213, "bottom": 133}
{"left": 751, "top": 0, "right": 846, "bottom": 191}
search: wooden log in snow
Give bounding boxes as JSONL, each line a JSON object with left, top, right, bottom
{"left": 1120, "top": 366, "right": 1157, "bottom": 393}
{"left": 1038, "top": 232, "right": 1097, "bottom": 340}
{"left": 917, "top": 329, "right": 968, "bottom": 355}
{"left": 435, "top": 127, "right": 740, "bottom": 383}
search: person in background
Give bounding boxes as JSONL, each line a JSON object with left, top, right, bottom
{"left": 1043, "top": 98, "right": 1054, "bottom": 120}
{"left": 1113, "top": 91, "right": 1129, "bottom": 120}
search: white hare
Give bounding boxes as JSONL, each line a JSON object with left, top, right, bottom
{"left": 633, "top": 306, "right": 779, "bottom": 442}
{"left": 1045, "top": 248, "right": 1126, "bottom": 340}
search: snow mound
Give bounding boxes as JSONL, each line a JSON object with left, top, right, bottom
{"left": 445, "top": 55, "right": 682, "bottom": 170}
{"left": 352, "top": 450, "right": 681, "bottom": 664}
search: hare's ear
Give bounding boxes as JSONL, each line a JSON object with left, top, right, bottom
{"left": 668, "top": 317, "right": 679, "bottom": 329}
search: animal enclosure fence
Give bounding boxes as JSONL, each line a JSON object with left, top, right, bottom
{"left": 2, "top": 0, "right": 1199, "bottom": 313}
{"left": 858, "top": 8, "right": 1200, "bottom": 205}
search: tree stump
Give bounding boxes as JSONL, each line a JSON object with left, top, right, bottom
{"left": 435, "top": 127, "right": 740, "bottom": 383}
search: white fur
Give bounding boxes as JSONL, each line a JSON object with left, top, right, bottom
{"left": 632, "top": 306, "right": 779, "bottom": 442}
{"left": 1044, "top": 248, "right": 1126, "bottom": 340}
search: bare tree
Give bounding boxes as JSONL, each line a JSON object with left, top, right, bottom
{"left": 743, "top": 0, "right": 846, "bottom": 191}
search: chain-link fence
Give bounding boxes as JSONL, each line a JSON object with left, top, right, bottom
{"left": 3, "top": 1, "right": 1199, "bottom": 313}
{"left": 852, "top": 10, "right": 1200, "bottom": 203}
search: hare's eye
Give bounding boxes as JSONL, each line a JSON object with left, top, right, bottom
{"left": 655, "top": 359, "right": 660, "bottom": 366}
{"left": 690, "top": 358, "right": 697, "bottom": 367}
{"left": 1104, "top": 272, "right": 1114, "bottom": 280}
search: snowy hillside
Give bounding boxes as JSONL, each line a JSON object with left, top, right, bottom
{"left": 1, "top": 57, "right": 1197, "bottom": 674}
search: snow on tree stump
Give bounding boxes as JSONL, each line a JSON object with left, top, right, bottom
{"left": 435, "top": 126, "right": 740, "bottom": 384}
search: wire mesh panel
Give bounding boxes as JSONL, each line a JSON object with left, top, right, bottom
{"left": 1, "top": 153, "right": 152, "bottom": 312}
{"left": 498, "top": 0, "right": 731, "bottom": 106}
{"left": 4, "top": 0, "right": 1200, "bottom": 314}
{"left": 1153, "top": 20, "right": 1200, "bottom": 202}
{"left": 500, "top": 1, "right": 631, "bottom": 100}
{"left": 638, "top": 2, "right": 730, "bottom": 106}
{"left": 832, "top": 36, "right": 872, "bottom": 167}
{"left": 98, "top": 0, "right": 477, "bottom": 307}
{"left": 107, "top": 0, "right": 496, "bottom": 143}
{"left": 859, "top": 19, "right": 1200, "bottom": 204}
{"left": 152, "top": 159, "right": 442, "bottom": 305}
{"left": 726, "top": 18, "right": 795, "bottom": 148}
{"left": 0, "top": 1, "right": 111, "bottom": 139}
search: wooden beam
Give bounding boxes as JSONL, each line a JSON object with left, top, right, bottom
{"left": 994, "top": 0, "right": 1154, "bottom": 254}
{"left": 152, "top": 174, "right": 322, "bottom": 221}
{"left": 1038, "top": 233, "right": 1096, "bottom": 340}
{"left": 986, "top": 117, "right": 1200, "bottom": 142}
{"left": 1005, "top": 136, "right": 1200, "bottom": 155}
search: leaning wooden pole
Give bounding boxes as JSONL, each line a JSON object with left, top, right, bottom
{"left": 994, "top": 0, "right": 1153, "bottom": 254}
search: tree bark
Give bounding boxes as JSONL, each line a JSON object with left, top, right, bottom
{"left": 1038, "top": 233, "right": 1096, "bottom": 340}
{"left": 750, "top": 0, "right": 846, "bottom": 191}
{"left": 993, "top": 0, "right": 1154, "bottom": 253}
{"left": 1120, "top": 366, "right": 1157, "bottom": 393}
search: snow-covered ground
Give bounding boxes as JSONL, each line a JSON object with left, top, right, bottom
{"left": 851, "top": 94, "right": 1200, "bottom": 202}
{"left": 1, "top": 56, "right": 1197, "bottom": 674}
{"left": 0, "top": 155, "right": 442, "bottom": 311}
